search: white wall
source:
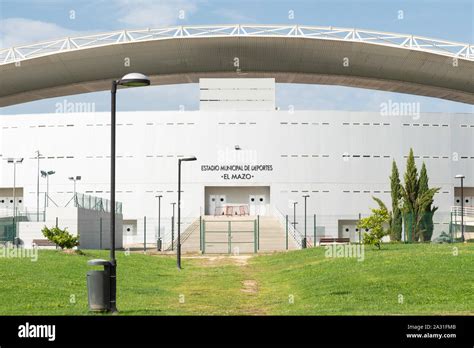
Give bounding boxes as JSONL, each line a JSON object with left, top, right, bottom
{"left": 18, "top": 206, "right": 122, "bottom": 249}
{"left": 1, "top": 110, "right": 473, "bottom": 239}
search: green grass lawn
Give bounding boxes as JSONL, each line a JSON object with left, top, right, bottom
{"left": 0, "top": 243, "right": 472, "bottom": 315}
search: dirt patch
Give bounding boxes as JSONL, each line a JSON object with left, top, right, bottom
{"left": 241, "top": 279, "right": 258, "bottom": 294}
{"left": 230, "top": 255, "right": 252, "bottom": 266}
{"left": 183, "top": 254, "right": 253, "bottom": 267}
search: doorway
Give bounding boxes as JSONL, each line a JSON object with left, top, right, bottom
{"left": 205, "top": 186, "right": 270, "bottom": 216}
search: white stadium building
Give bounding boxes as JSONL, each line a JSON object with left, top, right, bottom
{"left": 0, "top": 25, "right": 473, "bottom": 252}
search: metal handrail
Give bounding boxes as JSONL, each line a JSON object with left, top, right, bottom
{"left": 273, "top": 207, "right": 304, "bottom": 249}
{"left": 451, "top": 206, "right": 474, "bottom": 216}
{"left": 163, "top": 215, "right": 200, "bottom": 251}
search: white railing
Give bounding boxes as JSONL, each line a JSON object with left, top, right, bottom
{"left": 451, "top": 206, "right": 474, "bottom": 218}
{"left": 1, "top": 24, "right": 473, "bottom": 65}
{"left": 273, "top": 207, "right": 304, "bottom": 249}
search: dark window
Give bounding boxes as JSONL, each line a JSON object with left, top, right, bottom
{"left": 251, "top": 198, "right": 255, "bottom": 202}
{"left": 345, "top": 228, "right": 349, "bottom": 232}
{"left": 259, "top": 198, "right": 264, "bottom": 202}
{"left": 456, "top": 199, "right": 460, "bottom": 203}
{"left": 466, "top": 199, "right": 470, "bottom": 203}
{"left": 355, "top": 228, "right": 359, "bottom": 232}
{"left": 18, "top": 200, "right": 22, "bottom": 203}
{"left": 126, "top": 228, "right": 131, "bottom": 232}
{"left": 10, "top": 200, "right": 13, "bottom": 203}
{"left": 220, "top": 198, "right": 224, "bottom": 202}
{"left": 365, "top": 228, "right": 369, "bottom": 232}
{"left": 211, "top": 198, "right": 215, "bottom": 202}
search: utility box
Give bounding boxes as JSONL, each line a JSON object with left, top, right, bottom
{"left": 86, "top": 259, "right": 111, "bottom": 311}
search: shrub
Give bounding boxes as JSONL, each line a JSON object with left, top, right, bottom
{"left": 358, "top": 197, "right": 390, "bottom": 249}
{"left": 42, "top": 226, "right": 79, "bottom": 250}
{"left": 432, "top": 231, "right": 452, "bottom": 244}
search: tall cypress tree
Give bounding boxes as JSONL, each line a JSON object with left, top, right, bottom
{"left": 418, "top": 162, "right": 437, "bottom": 241}
{"left": 402, "top": 148, "right": 418, "bottom": 242}
{"left": 390, "top": 160, "right": 402, "bottom": 241}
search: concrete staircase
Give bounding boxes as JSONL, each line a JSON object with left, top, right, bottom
{"left": 165, "top": 218, "right": 201, "bottom": 252}
{"left": 258, "top": 216, "right": 298, "bottom": 252}
{"left": 178, "top": 215, "right": 298, "bottom": 254}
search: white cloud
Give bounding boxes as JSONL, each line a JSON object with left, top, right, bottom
{"left": 116, "top": 0, "right": 200, "bottom": 28}
{"left": 0, "top": 18, "right": 82, "bottom": 48}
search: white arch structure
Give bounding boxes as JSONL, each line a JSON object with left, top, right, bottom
{"left": 1, "top": 24, "right": 473, "bottom": 106}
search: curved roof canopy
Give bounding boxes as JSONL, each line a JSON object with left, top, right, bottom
{"left": 0, "top": 24, "right": 473, "bottom": 107}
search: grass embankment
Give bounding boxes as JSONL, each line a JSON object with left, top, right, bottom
{"left": 0, "top": 243, "right": 472, "bottom": 315}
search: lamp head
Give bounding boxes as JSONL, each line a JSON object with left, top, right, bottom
{"left": 455, "top": 174, "right": 465, "bottom": 179}
{"left": 48, "top": 171, "right": 56, "bottom": 175}
{"left": 118, "top": 73, "right": 150, "bottom": 87}
{"left": 41, "top": 170, "right": 47, "bottom": 177}
{"left": 180, "top": 156, "right": 197, "bottom": 162}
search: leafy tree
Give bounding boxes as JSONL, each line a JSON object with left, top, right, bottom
{"left": 42, "top": 226, "right": 79, "bottom": 249}
{"left": 358, "top": 197, "right": 390, "bottom": 249}
{"left": 390, "top": 160, "right": 403, "bottom": 241}
{"left": 418, "top": 163, "right": 438, "bottom": 241}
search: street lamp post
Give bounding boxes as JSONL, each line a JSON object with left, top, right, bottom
{"left": 302, "top": 195, "right": 310, "bottom": 248}
{"left": 171, "top": 202, "right": 176, "bottom": 251}
{"left": 455, "top": 174, "right": 465, "bottom": 242}
{"left": 68, "top": 176, "right": 81, "bottom": 206}
{"left": 177, "top": 156, "right": 197, "bottom": 270}
{"left": 292, "top": 201, "right": 298, "bottom": 231}
{"left": 41, "top": 170, "right": 55, "bottom": 208}
{"left": 35, "top": 150, "right": 41, "bottom": 222}
{"left": 6, "top": 158, "right": 24, "bottom": 241}
{"left": 156, "top": 195, "right": 162, "bottom": 251}
{"left": 108, "top": 72, "right": 150, "bottom": 313}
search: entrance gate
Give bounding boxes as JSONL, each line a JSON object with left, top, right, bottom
{"left": 201, "top": 219, "right": 257, "bottom": 254}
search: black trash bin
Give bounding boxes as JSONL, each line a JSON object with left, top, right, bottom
{"left": 86, "top": 259, "right": 111, "bottom": 312}
{"left": 157, "top": 238, "right": 162, "bottom": 251}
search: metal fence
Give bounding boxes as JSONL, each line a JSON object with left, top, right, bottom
{"left": 73, "top": 193, "right": 122, "bottom": 214}
{"left": 276, "top": 206, "right": 459, "bottom": 247}
{"left": 201, "top": 219, "right": 257, "bottom": 254}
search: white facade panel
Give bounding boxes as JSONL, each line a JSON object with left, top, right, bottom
{"left": 0, "top": 109, "right": 472, "bottom": 241}
{"left": 200, "top": 78, "right": 275, "bottom": 111}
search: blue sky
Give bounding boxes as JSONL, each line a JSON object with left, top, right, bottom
{"left": 1, "top": 0, "right": 473, "bottom": 114}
